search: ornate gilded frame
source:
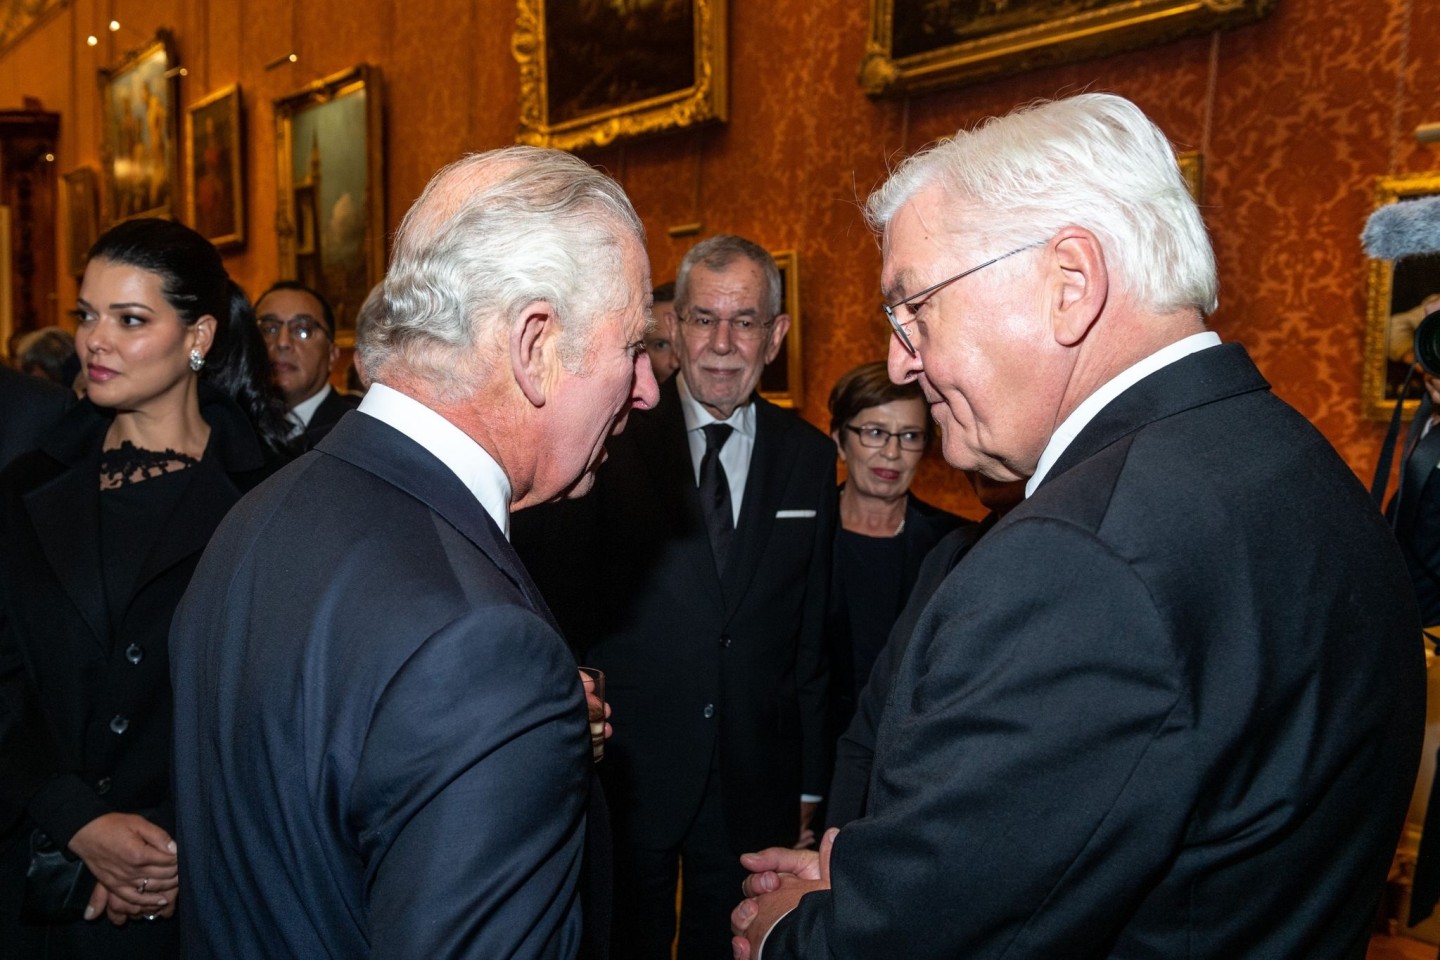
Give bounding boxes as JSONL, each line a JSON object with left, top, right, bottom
{"left": 1362, "top": 173, "right": 1440, "bottom": 421}
{"left": 99, "top": 31, "right": 179, "bottom": 223}
{"left": 514, "top": 0, "right": 726, "bottom": 151}
{"left": 274, "top": 65, "right": 385, "bottom": 345}
{"left": 185, "top": 84, "right": 245, "bottom": 250}
{"left": 759, "top": 250, "right": 802, "bottom": 410}
{"left": 860, "top": 0, "right": 1277, "bottom": 99}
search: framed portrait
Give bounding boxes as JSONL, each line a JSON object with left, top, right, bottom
{"left": 515, "top": 0, "right": 726, "bottom": 152}
{"left": 61, "top": 168, "right": 99, "bottom": 277}
{"left": 274, "top": 65, "right": 385, "bottom": 345}
{"left": 100, "top": 31, "right": 179, "bottom": 222}
{"left": 185, "top": 84, "right": 245, "bottom": 250}
{"left": 859, "top": 0, "right": 1277, "bottom": 98}
{"left": 759, "top": 250, "right": 802, "bottom": 409}
{"left": 1362, "top": 173, "right": 1440, "bottom": 421}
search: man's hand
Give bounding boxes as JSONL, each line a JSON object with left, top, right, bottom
{"left": 69, "top": 812, "right": 177, "bottom": 921}
{"left": 731, "top": 828, "right": 837, "bottom": 959}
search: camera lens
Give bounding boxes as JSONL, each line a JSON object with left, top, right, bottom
{"left": 1416, "top": 312, "right": 1440, "bottom": 377}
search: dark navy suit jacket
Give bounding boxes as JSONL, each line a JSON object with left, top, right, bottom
{"left": 170, "top": 412, "right": 593, "bottom": 958}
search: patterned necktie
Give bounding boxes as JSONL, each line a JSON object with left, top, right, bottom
{"left": 699, "top": 423, "right": 735, "bottom": 571}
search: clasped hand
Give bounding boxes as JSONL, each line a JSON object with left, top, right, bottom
{"left": 67, "top": 812, "right": 178, "bottom": 925}
{"left": 730, "top": 827, "right": 837, "bottom": 960}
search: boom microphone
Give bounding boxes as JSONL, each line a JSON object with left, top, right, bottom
{"left": 1362, "top": 194, "right": 1440, "bottom": 260}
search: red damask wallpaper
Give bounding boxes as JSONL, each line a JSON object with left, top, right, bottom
{"left": 0, "top": 0, "right": 1435, "bottom": 516}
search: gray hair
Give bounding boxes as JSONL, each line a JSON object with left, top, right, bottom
{"left": 359, "top": 146, "right": 645, "bottom": 399}
{"left": 674, "top": 234, "right": 783, "bottom": 320}
{"left": 866, "top": 93, "right": 1218, "bottom": 316}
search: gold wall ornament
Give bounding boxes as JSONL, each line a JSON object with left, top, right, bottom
{"left": 759, "top": 250, "right": 802, "bottom": 410}
{"left": 514, "top": 0, "right": 727, "bottom": 152}
{"left": 1177, "top": 151, "right": 1203, "bottom": 204}
{"left": 1362, "top": 173, "right": 1440, "bottom": 422}
{"left": 859, "top": 0, "right": 1278, "bottom": 99}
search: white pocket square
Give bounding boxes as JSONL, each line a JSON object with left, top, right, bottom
{"left": 775, "top": 509, "right": 817, "bottom": 519}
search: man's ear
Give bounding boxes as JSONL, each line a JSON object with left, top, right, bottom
{"left": 763, "top": 313, "right": 791, "bottom": 365}
{"left": 511, "top": 301, "right": 558, "bottom": 408}
{"left": 1048, "top": 227, "right": 1109, "bottom": 347}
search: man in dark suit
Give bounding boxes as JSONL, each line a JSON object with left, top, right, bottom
{"left": 516, "top": 235, "right": 836, "bottom": 960}
{"left": 169, "top": 147, "right": 659, "bottom": 959}
{"left": 731, "top": 94, "right": 1425, "bottom": 960}
{"left": 0, "top": 363, "right": 73, "bottom": 469}
{"left": 255, "top": 280, "right": 358, "bottom": 447}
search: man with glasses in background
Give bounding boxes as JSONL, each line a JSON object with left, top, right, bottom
{"left": 255, "top": 281, "right": 358, "bottom": 446}
{"left": 516, "top": 234, "right": 836, "bottom": 960}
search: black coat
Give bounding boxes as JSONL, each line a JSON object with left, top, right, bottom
{"left": 766, "top": 343, "right": 1425, "bottom": 960}
{"left": 0, "top": 365, "right": 73, "bottom": 470}
{"left": 298, "top": 386, "right": 359, "bottom": 449}
{"left": 515, "top": 377, "right": 838, "bottom": 855}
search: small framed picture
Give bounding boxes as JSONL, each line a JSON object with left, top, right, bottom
{"left": 185, "top": 84, "right": 245, "bottom": 249}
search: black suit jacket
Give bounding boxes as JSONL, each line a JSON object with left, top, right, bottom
{"left": 0, "top": 392, "right": 268, "bottom": 845}
{"left": 516, "top": 378, "right": 837, "bottom": 854}
{"left": 767, "top": 343, "right": 1425, "bottom": 959}
{"left": 170, "top": 412, "right": 594, "bottom": 959}
{"left": 0, "top": 364, "right": 73, "bottom": 470}
{"left": 299, "top": 385, "right": 360, "bottom": 449}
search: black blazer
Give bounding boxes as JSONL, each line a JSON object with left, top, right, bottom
{"left": 516, "top": 377, "right": 837, "bottom": 854}
{"left": 0, "top": 391, "right": 268, "bottom": 846}
{"left": 0, "top": 365, "right": 73, "bottom": 470}
{"left": 170, "top": 412, "right": 595, "bottom": 959}
{"left": 766, "top": 344, "right": 1425, "bottom": 959}
{"left": 299, "top": 385, "right": 360, "bottom": 449}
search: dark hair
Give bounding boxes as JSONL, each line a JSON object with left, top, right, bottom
{"left": 256, "top": 280, "right": 336, "bottom": 338}
{"left": 828, "top": 360, "right": 929, "bottom": 440}
{"left": 17, "top": 326, "right": 76, "bottom": 385}
{"left": 87, "top": 218, "right": 292, "bottom": 452}
{"left": 652, "top": 281, "right": 675, "bottom": 304}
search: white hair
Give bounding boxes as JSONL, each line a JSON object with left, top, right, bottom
{"left": 360, "top": 147, "right": 645, "bottom": 400}
{"left": 866, "top": 93, "right": 1218, "bottom": 316}
{"left": 674, "top": 234, "right": 783, "bottom": 319}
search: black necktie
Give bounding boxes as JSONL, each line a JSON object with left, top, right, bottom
{"left": 699, "top": 423, "right": 734, "bottom": 571}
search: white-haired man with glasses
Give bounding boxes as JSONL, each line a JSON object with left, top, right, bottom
{"left": 730, "top": 93, "right": 1424, "bottom": 960}
{"left": 516, "top": 233, "right": 836, "bottom": 960}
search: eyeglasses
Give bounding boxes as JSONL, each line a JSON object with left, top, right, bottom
{"left": 882, "top": 243, "right": 1040, "bottom": 355}
{"left": 678, "top": 310, "right": 774, "bottom": 342}
{"left": 258, "top": 316, "right": 329, "bottom": 342}
{"left": 844, "top": 424, "right": 927, "bottom": 452}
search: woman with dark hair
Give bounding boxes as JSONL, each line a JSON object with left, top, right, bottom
{"left": 0, "top": 218, "right": 287, "bottom": 957}
{"left": 825, "top": 361, "right": 968, "bottom": 742}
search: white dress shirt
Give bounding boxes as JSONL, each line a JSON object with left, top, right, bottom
{"left": 677, "top": 372, "right": 756, "bottom": 525}
{"left": 356, "top": 382, "right": 513, "bottom": 539}
{"left": 1026, "top": 332, "right": 1222, "bottom": 497}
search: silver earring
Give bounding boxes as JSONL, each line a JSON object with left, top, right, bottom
{"left": 189, "top": 349, "right": 205, "bottom": 372}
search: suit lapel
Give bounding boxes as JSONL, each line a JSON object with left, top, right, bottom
{"left": 24, "top": 449, "right": 109, "bottom": 649}
{"left": 1041, "top": 342, "right": 1270, "bottom": 490}
{"left": 630, "top": 383, "right": 726, "bottom": 613}
{"left": 126, "top": 457, "right": 240, "bottom": 605}
{"left": 316, "top": 413, "right": 558, "bottom": 631}
{"left": 721, "top": 397, "right": 793, "bottom": 611}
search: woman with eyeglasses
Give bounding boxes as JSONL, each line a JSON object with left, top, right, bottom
{"left": 825, "top": 362, "right": 968, "bottom": 747}
{"left": 0, "top": 218, "right": 289, "bottom": 958}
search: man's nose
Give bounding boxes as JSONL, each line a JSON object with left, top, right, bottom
{"left": 888, "top": 334, "right": 920, "bottom": 385}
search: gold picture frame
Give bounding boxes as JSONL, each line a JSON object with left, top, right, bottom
{"left": 185, "top": 84, "right": 245, "bottom": 250}
{"left": 1362, "top": 173, "right": 1440, "bottom": 421}
{"left": 61, "top": 167, "right": 99, "bottom": 277}
{"left": 514, "top": 0, "right": 727, "bottom": 152}
{"left": 759, "top": 250, "right": 802, "bottom": 410}
{"left": 1177, "top": 150, "right": 1203, "bottom": 204}
{"left": 860, "top": 0, "right": 1277, "bottom": 99}
{"left": 99, "top": 31, "right": 179, "bottom": 223}
{"left": 274, "top": 65, "right": 385, "bottom": 346}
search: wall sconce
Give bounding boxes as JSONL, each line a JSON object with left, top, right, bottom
{"left": 1418, "top": 123, "right": 1440, "bottom": 144}
{"left": 265, "top": 52, "right": 299, "bottom": 70}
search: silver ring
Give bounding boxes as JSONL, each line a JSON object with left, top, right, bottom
{"left": 144, "top": 914, "right": 157, "bottom": 922}
{"left": 137, "top": 878, "right": 149, "bottom": 894}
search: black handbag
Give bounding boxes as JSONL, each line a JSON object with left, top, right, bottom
{"left": 20, "top": 829, "right": 93, "bottom": 925}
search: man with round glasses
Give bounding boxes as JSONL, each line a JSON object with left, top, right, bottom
{"left": 516, "top": 233, "right": 836, "bottom": 960}
{"left": 255, "top": 280, "right": 357, "bottom": 445}
{"left": 731, "top": 93, "right": 1423, "bottom": 960}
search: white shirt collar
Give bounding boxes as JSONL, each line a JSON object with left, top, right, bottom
{"left": 356, "top": 382, "right": 513, "bottom": 538}
{"left": 1026, "top": 331, "right": 1221, "bottom": 497}
{"left": 675, "top": 371, "right": 756, "bottom": 439}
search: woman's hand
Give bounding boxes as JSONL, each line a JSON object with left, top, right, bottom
{"left": 68, "top": 812, "right": 177, "bottom": 921}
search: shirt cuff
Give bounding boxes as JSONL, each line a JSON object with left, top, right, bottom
{"left": 800, "top": 794, "right": 823, "bottom": 804}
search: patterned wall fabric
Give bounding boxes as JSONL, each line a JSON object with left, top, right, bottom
{"left": 0, "top": 0, "right": 1435, "bottom": 514}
